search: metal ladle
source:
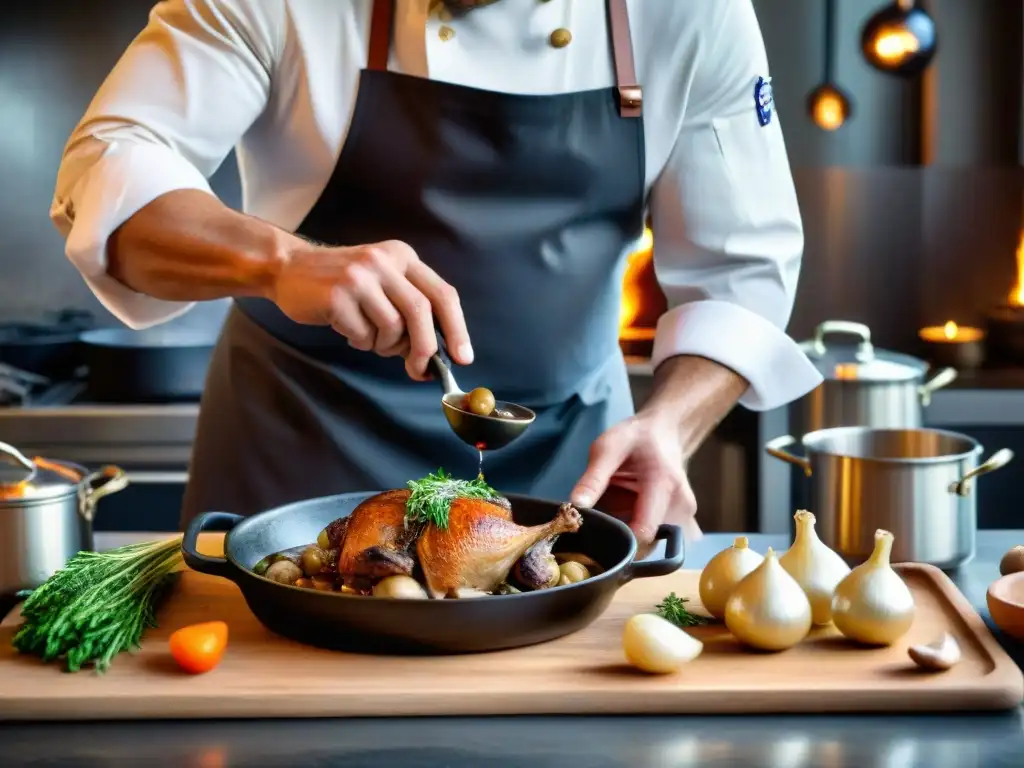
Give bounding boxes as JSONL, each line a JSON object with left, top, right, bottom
{"left": 428, "top": 343, "right": 535, "bottom": 451}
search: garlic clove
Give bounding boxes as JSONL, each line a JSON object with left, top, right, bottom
{"left": 698, "top": 535, "right": 765, "bottom": 620}
{"left": 831, "top": 529, "right": 915, "bottom": 646}
{"left": 724, "top": 547, "right": 812, "bottom": 652}
{"left": 778, "top": 510, "right": 851, "bottom": 626}
{"left": 623, "top": 613, "right": 704, "bottom": 674}
{"left": 907, "top": 632, "right": 961, "bottom": 671}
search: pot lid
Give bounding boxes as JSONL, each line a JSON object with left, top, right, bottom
{"left": 800, "top": 320, "right": 928, "bottom": 382}
{"left": 0, "top": 441, "right": 82, "bottom": 501}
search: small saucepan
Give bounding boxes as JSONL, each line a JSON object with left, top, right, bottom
{"left": 181, "top": 493, "right": 684, "bottom": 654}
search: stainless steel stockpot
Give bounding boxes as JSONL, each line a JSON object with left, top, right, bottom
{"left": 794, "top": 320, "right": 957, "bottom": 433}
{"left": 0, "top": 440, "right": 127, "bottom": 596}
{"left": 766, "top": 427, "right": 1012, "bottom": 570}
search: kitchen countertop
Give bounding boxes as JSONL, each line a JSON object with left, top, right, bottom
{"left": 1, "top": 531, "right": 1023, "bottom": 767}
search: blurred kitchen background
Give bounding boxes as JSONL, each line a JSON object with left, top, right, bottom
{"left": 0, "top": 0, "right": 1021, "bottom": 533}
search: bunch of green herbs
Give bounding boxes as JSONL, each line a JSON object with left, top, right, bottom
{"left": 404, "top": 468, "right": 499, "bottom": 529}
{"left": 12, "top": 537, "right": 183, "bottom": 673}
{"left": 655, "top": 592, "right": 709, "bottom": 628}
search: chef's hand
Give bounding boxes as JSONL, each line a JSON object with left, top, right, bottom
{"left": 569, "top": 356, "right": 749, "bottom": 550}
{"left": 570, "top": 412, "right": 703, "bottom": 551}
{"left": 270, "top": 239, "right": 472, "bottom": 380}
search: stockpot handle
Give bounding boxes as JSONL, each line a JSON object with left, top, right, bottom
{"left": 951, "top": 449, "right": 1014, "bottom": 497}
{"left": 77, "top": 465, "right": 129, "bottom": 523}
{"left": 919, "top": 367, "right": 958, "bottom": 407}
{"left": 765, "top": 435, "right": 812, "bottom": 476}
{"left": 623, "top": 524, "right": 685, "bottom": 582}
{"left": 181, "top": 511, "right": 244, "bottom": 580}
{"left": 810, "top": 320, "right": 874, "bottom": 361}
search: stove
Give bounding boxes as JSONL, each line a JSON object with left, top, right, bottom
{"left": 0, "top": 364, "right": 200, "bottom": 532}
{"left": 0, "top": 364, "right": 198, "bottom": 482}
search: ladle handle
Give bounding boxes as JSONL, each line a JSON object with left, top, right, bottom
{"left": 428, "top": 328, "right": 463, "bottom": 396}
{"left": 0, "top": 440, "right": 38, "bottom": 486}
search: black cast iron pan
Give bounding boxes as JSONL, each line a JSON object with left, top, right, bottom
{"left": 181, "top": 492, "right": 685, "bottom": 655}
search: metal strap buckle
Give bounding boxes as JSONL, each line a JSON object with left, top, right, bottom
{"left": 617, "top": 85, "right": 643, "bottom": 112}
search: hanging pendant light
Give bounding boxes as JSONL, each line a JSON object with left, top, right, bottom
{"left": 807, "top": 0, "right": 852, "bottom": 131}
{"left": 861, "top": 0, "right": 937, "bottom": 76}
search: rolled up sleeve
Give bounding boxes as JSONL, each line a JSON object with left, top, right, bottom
{"left": 51, "top": 0, "right": 278, "bottom": 329}
{"left": 649, "top": 0, "right": 822, "bottom": 411}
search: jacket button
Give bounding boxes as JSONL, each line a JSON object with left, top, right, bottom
{"left": 550, "top": 28, "right": 572, "bottom": 48}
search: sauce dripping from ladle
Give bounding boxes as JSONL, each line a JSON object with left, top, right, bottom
{"left": 429, "top": 338, "right": 536, "bottom": 452}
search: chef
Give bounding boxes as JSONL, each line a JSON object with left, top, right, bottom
{"left": 50, "top": 0, "right": 822, "bottom": 544}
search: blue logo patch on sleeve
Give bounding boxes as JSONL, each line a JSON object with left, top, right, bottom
{"left": 754, "top": 76, "right": 774, "bottom": 127}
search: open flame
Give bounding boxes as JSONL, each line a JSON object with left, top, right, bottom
{"left": 620, "top": 226, "right": 654, "bottom": 334}
{"left": 943, "top": 320, "right": 959, "bottom": 340}
{"left": 1011, "top": 231, "right": 1024, "bottom": 307}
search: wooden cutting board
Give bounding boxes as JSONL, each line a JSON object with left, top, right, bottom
{"left": 0, "top": 534, "right": 1020, "bottom": 720}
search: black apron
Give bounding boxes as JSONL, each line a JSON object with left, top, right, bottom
{"left": 180, "top": 0, "right": 647, "bottom": 526}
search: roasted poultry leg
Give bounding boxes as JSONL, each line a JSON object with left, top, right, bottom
{"left": 417, "top": 501, "right": 583, "bottom": 598}
{"left": 321, "top": 489, "right": 419, "bottom": 591}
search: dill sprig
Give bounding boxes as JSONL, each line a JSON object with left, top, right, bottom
{"left": 655, "top": 592, "right": 709, "bottom": 628}
{"left": 12, "top": 537, "right": 184, "bottom": 673}
{"left": 405, "top": 468, "right": 498, "bottom": 529}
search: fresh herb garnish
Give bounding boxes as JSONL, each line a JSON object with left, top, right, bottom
{"left": 12, "top": 537, "right": 183, "bottom": 673}
{"left": 405, "top": 468, "right": 498, "bottom": 529}
{"left": 655, "top": 592, "right": 709, "bottom": 628}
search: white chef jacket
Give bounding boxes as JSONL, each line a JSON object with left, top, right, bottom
{"left": 50, "top": 0, "right": 824, "bottom": 411}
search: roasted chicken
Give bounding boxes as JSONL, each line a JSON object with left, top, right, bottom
{"left": 417, "top": 501, "right": 583, "bottom": 598}
{"left": 315, "top": 487, "right": 582, "bottom": 598}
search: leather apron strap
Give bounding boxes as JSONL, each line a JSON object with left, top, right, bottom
{"left": 366, "top": 0, "right": 642, "bottom": 117}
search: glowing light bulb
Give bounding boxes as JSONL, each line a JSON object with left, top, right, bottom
{"left": 861, "top": 2, "right": 937, "bottom": 76}
{"left": 807, "top": 84, "right": 853, "bottom": 131}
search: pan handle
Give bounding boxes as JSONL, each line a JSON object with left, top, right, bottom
{"left": 765, "top": 435, "right": 812, "bottom": 476}
{"left": 181, "top": 511, "right": 244, "bottom": 580}
{"left": 622, "top": 524, "right": 685, "bottom": 582}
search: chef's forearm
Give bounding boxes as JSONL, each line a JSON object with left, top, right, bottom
{"left": 639, "top": 355, "right": 748, "bottom": 455}
{"left": 107, "top": 189, "right": 292, "bottom": 302}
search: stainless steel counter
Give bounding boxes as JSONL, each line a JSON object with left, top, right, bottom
{"left": 0, "top": 403, "right": 196, "bottom": 483}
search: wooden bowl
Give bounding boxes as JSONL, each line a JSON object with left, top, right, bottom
{"left": 987, "top": 572, "right": 1024, "bottom": 641}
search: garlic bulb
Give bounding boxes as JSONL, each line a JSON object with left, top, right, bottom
{"left": 778, "top": 510, "right": 851, "bottom": 625}
{"left": 698, "top": 536, "right": 764, "bottom": 619}
{"left": 831, "top": 529, "right": 915, "bottom": 646}
{"left": 724, "top": 547, "right": 812, "bottom": 652}
{"left": 623, "top": 613, "right": 704, "bottom": 673}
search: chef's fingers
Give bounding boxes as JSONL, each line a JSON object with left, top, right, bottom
{"left": 328, "top": 288, "right": 377, "bottom": 351}
{"left": 571, "top": 431, "right": 634, "bottom": 508}
{"left": 379, "top": 337, "right": 411, "bottom": 359}
{"left": 357, "top": 282, "right": 406, "bottom": 356}
{"left": 380, "top": 274, "right": 437, "bottom": 381}
{"left": 630, "top": 477, "right": 673, "bottom": 547}
{"left": 671, "top": 480, "right": 703, "bottom": 542}
{"left": 406, "top": 261, "right": 473, "bottom": 367}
